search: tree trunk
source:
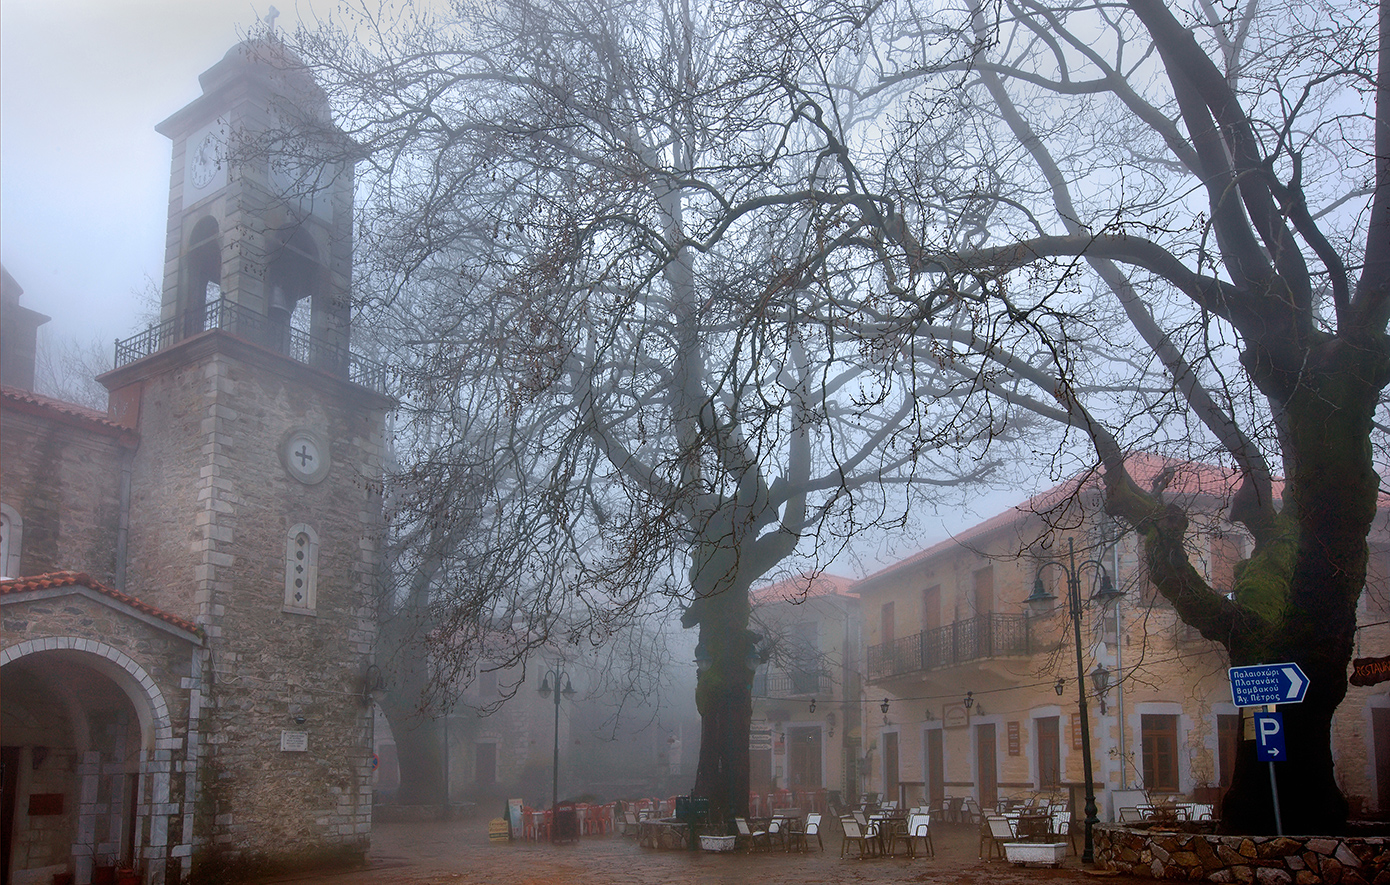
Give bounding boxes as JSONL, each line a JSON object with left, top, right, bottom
{"left": 690, "top": 582, "right": 757, "bottom": 825}
{"left": 382, "top": 698, "right": 447, "bottom": 806}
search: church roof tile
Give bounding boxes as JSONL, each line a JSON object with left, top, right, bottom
{"left": 0, "top": 571, "right": 202, "bottom": 637}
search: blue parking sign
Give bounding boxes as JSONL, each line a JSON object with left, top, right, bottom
{"left": 1254, "top": 711, "right": 1286, "bottom": 762}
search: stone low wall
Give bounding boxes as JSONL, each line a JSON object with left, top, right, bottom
{"left": 1095, "top": 824, "right": 1390, "bottom": 885}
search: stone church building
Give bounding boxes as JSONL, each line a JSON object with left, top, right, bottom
{"left": 1, "top": 40, "right": 390, "bottom": 885}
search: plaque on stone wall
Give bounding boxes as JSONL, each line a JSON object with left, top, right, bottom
{"left": 281, "top": 730, "right": 309, "bottom": 752}
{"left": 1008, "top": 721, "right": 1021, "bottom": 755}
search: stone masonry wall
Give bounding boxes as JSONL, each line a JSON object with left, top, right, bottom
{"left": 116, "top": 338, "right": 385, "bottom": 876}
{"left": 0, "top": 408, "right": 129, "bottom": 583}
{"left": 1095, "top": 824, "right": 1390, "bottom": 884}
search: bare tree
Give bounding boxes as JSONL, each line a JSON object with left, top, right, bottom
{"left": 278, "top": 0, "right": 1387, "bottom": 832}
{"left": 278, "top": 0, "right": 1011, "bottom": 820}
{"left": 743, "top": 0, "right": 1388, "bottom": 832}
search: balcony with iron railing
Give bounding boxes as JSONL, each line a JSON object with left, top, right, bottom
{"left": 753, "top": 669, "right": 834, "bottom": 698}
{"left": 113, "top": 298, "right": 388, "bottom": 394}
{"left": 866, "top": 612, "right": 1034, "bottom": 682}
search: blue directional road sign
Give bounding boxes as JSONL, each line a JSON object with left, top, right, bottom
{"left": 1254, "top": 712, "right": 1286, "bottom": 762}
{"left": 1229, "top": 663, "right": 1309, "bottom": 707}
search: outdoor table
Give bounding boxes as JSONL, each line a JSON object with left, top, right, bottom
{"left": 637, "top": 818, "right": 691, "bottom": 850}
{"left": 769, "top": 812, "right": 804, "bottom": 851}
{"left": 869, "top": 812, "right": 908, "bottom": 856}
{"left": 1015, "top": 813, "right": 1051, "bottom": 842}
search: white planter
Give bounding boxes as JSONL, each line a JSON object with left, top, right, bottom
{"left": 1003, "top": 842, "right": 1067, "bottom": 866}
{"left": 700, "top": 835, "right": 737, "bottom": 852}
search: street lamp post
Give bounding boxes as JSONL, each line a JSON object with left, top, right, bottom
{"left": 1028, "top": 537, "right": 1114, "bottom": 864}
{"left": 537, "top": 663, "right": 576, "bottom": 840}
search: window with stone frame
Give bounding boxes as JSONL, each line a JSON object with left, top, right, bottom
{"left": 0, "top": 503, "right": 20, "bottom": 579}
{"left": 1141, "top": 714, "right": 1180, "bottom": 792}
{"left": 283, "top": 523, "right": 319, "bottom": 613}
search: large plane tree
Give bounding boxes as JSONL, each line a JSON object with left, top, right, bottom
{"left": 753, "top": 0, "right": 1389, "bottom": 832}
{"left": 279, "top": 0, "right": 1009, "bottom": 821}
{"left": 281, "top": 0, "right": 1388, "bottom": 831}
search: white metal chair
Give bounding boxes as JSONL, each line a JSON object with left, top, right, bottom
{"left": 980, "top": 815, "right": 1016, "bottom": 860}
{"left": 735, "top": 817, "right": 769, "bottom": 852}
{"left": 803, "top": 812, "right": 824, "bottom": 851}
{"left": 906, "top": 811, "right": 934, "bottom": 858}
{"left": 839, "top": 815, "right": 873, "bottom": 858}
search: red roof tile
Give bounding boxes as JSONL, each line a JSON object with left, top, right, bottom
{"left": 1, "top": 386, "right": 136, "bottom": 441}
{"left": 0, "top": 571, "right": 202, "bottom": 638}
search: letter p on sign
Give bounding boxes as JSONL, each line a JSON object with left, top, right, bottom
{"left": 1255, "top": 712, "right": 1285, "bottom": 762}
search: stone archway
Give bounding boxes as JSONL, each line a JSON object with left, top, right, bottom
{"left": 1, "top": 640, "right": 179, "bottom": 885}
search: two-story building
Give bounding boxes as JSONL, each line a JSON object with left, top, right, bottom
{"left": 854, "top": 457, "right": 1390, "bottom": 819}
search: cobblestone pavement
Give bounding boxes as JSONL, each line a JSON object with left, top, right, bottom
{"left": 264, "top": 817, "right": 1149, "bottom": 885}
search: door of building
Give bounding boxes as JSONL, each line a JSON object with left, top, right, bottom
{"left": 1374, "top": 708, "right": 1390, "bottom": 813}
{"left": 751, "top": 748, "right": 773, "bottom": 795}
{"left": 883, "top": 732, "right": 900, "bottom": 806}
{"left": 2, "top": 746, "right": 18, "bottom": 885}
{"left": 787, "top": 726, "right": 823, "bottom": 789}
{"left": 926, "top": 729, "right": 944, "bottom": 805}
{"left": 1037, "top": 716, "right": 1060, "bottom": 790}
{"left": 475, "top": 742, "right": 497, "bottom": 786}
{"left": 976, "top": 723, "right": 997, "bottom": 809}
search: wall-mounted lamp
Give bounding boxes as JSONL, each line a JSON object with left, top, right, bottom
{"left": 809, "top": 698, "right": 817, "bottom": 714}
{"left": 362, "top": 664, "right": 388, "bottom": 707}
{"left": 826, "top": 712, "right": 836, "bottom": 738}
{"left": 1054, "top": 677, "right": 1066, "bottom": 697}
{"left": 880, "top": 697, "right": 890, "bottom": 715}
{"left": 963, "top": 691, "right": 974, "bottom": 710}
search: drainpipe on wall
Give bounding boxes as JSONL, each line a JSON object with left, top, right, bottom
{"left": 114, "top": 453, "right": 133, "bottom": 588}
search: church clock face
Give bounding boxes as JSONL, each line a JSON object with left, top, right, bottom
{"left": 190, "top": 133, "right": 221, "bottom": 188}
{"left": 281, "top": 428, "right": 332, "bottom": 485}
{"left": 182, "top": 119, "right": 228, "bottom": 205}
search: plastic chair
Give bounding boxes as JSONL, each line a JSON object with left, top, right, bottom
{"left": 906, "top": 811, "right": 934, "bottom": 858}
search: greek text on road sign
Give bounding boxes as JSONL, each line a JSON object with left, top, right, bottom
{"left": 1254, "top": 711, "right": 1286, "bottom": 762}
{"left": 1229, "top": 663, "right": 1309, "bottom": 707}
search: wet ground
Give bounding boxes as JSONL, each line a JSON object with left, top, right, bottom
{"left": 265, "top": 816, "right": 1149, "bottom": 885}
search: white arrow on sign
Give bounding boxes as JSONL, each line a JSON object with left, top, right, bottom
{"left": 1281, "top": 666, "right": 1306, "bottom": 701}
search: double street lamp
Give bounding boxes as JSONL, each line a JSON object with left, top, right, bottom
{"left": 1028, "top": 537, "right": 1119, "bottom": 864}
{"left": 537, "top": 663, "right": 577, "bottom": 838}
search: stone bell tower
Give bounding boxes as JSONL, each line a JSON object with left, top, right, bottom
{"left": 152, "top": 37, "right": 353, "bottom": 371}
{"left": 98, "top": 37, "right": 390, "bottom": 880}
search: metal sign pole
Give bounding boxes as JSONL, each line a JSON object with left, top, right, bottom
{"left": 1265, "top": 705, "right": 1283, "bottom": 836}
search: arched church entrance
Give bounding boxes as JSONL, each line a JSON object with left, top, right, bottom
{"left": 1, "top": 643, "right": 176, "bottom": 885}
